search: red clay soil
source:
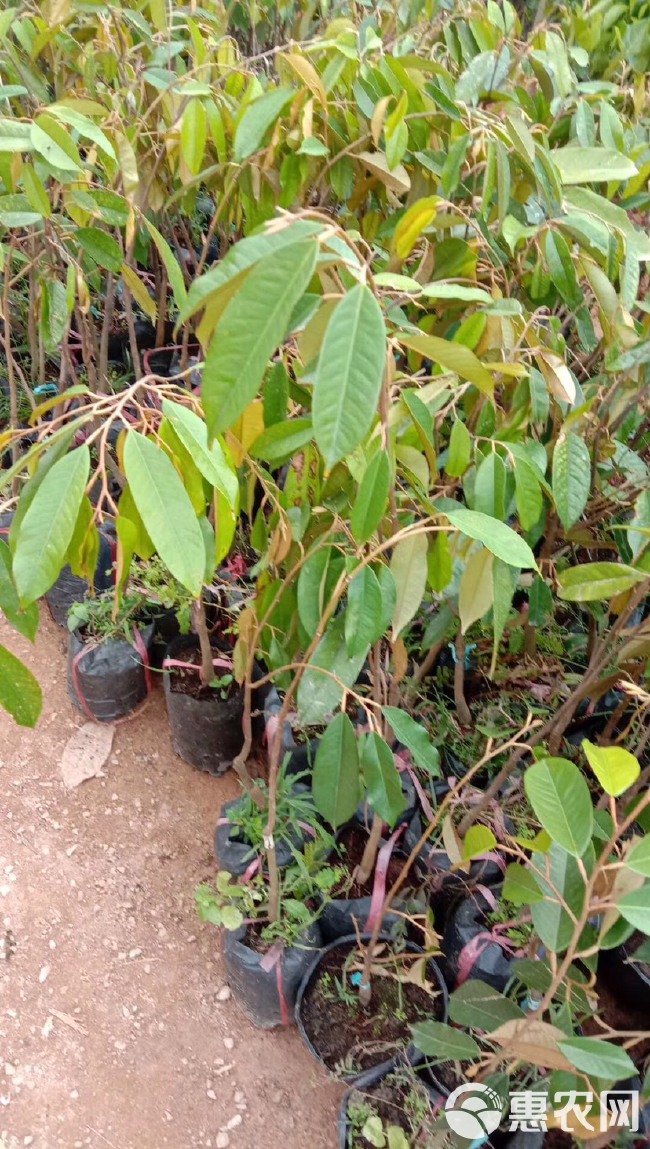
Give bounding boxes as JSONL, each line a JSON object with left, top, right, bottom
{"left": 0, "top": 616, "right": 341, "bottom": 1149}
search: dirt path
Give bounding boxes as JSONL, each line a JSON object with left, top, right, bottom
{"left": 0, "top": 617, "right": 341, "bottom": 1149}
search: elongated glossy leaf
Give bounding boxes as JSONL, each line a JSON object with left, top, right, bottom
{"left": 297, "top": 546, "right": 344, "bottom": 637}
{"left": 312, "top": 713, "right": 361, "bottom": 829}
{"left": 448, "top": 980, "right": 524, "bottom": 1029}
{"left": 350, "top": 451, "right": 390, "bottom": 543}
{"left": 616, "top": 885, "right": 650, "bottom": 933}
{"left": 557, "top": 562, "right": 647, "bottom": 602}
{"left": 297, "top": 616, "right": 367, "bottom": 725}
{"left": 76, "top": 227, "right": 123, "bottom": 273}
{"left": 446, "top": 419, "right": 471, "bottom": 477}
{"left": 390, "top": 533, "right": 428, "bottom": 639}
{"left": 410, "top": 1021, "right": 480, "bottom": 1061}
{"left": 552, "top": 433, "right": 591, "bottom": 531}
{"left": 502, "top": 863, "right": 543, "bottom": 906}
{"left": 382, "top": 706, "right": 440, "bottom": 776}
{"left": 582, "top": 740, "right": 640, "bottom": 797}
{"left": 345, "top": 566, "right": 383, "bottom": 658}
{"left": 444, "top": 507, "right": 536, "bottom": 570}
{"left": 313, "top": 284, "right": 386, "bottom": 470}
{"left": 531, "top": 844, "right": 586, "bottom": 954}
{"left": 0, "top": 644, "right": 42, "bottom": 727}
{"left": 491, "top": 557, "right": 517, "bottom": 674}
{"left": 474, "top": 452, "right": 506, "bottom": 519}
{"left": 161, "top": 400, "right": 238, "bottom": 506}
{"left": 553, "top": 147, "right": 637, "bottom": 185}
{"left": 181, "top": 99, "right": 207, "bottom": 176}
{"left": 203, "top": 240, "right": 317, "bottom": 436}
{"left": 524, "top": 758, "right": 593, "bottom": 857}
{"left": 141, "top": 217, "right": 187, "bottom": 312}
{"left": 559, "top": 1038, "right": 635, "bottom": 1081}
{"left": 0, "top": 541, "right": 38, "bottom": 640}
{"left": 402, "top": 333, "right": 493, "bottom": 395}
{"left": 13, "top": 446, "right": 90, "bottom": 604}
{"left": 250, "top": 418, "right": 313, "bottom": 463}
{"left": 234, "top": 88, "right": 295, "bottom": 162}
{"left": 459, "top": 546, "right": 494, "bottom": 633}
{"left": 514, "top": 458, "right": 543, "bottom": 531}
{"left": 360, "top": 732, "right": 405, "bottom": 827}
{"left": 31, "top": 114, "right": 82, "bottom": 171}
{"left": 123, "top": 432, "right": 205, "bottom": 595}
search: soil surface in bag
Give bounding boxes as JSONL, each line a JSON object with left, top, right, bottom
{"left": 341, "top": 1069, "right": 440, "bottom": 1148}
{"left": 164, "top": 637, "right": 244, "bottom": 773}
{"left": 224, "top": 921, "right": 321, "bottom": 1030}
{"left": 298, "top": 938, "right": 446, "bottom": 1075}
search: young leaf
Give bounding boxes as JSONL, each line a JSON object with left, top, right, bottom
{"left": 13, "top": 445, "right": 90, "bottom": 605}
{"left": 161, "top": 400, "right": 238, "bottom": 507}
{"left": 626, "top": 838, "right": 650, "bottom": 877}
{"left": 345, "top": 566, "right": 383, "bottom": 658}
{"left": 181, "top": 99, "right": 207, "bottom": 176}
{"left": 582, "top": 740, "right": 640, "bottom": 797}
{"left": 0, "top": 644, "right": 42, "bottom": 727}
{"left": 203, "top": 240, "right": 317, "bottom": 436}
{"left": 312, "top": 713, "right": 361, "bottom": 829}
{"left": 446, "top": 419, "right": 471, "bottom": 477}
{"left": 360, "top": 732, "right": 406, "bottom": 827}
{"left": 459, "top": 546, "right": 494, "bottom": 633}
{"left": 382, "top": 706, "right": 440, "bottom": 776}
{"left": 462, "top": 825, "right": 497, "bottom": 860}
{"left": 502, "top": 863, "right": 544, "bottom": 906}
{"left": 313, "top": 284, "right": 386, "bottom": 470}
{"left": 444, "top": 507, "right": 537, "bottom": 570}
{"left": 427, "top": 532, "right": 453, "bottom": 593}
{"left": 350, "top": 451, "right": 391, "bottom": 544}
{"left": 524, "top": 758, "right": 593, "bottom": 858}
{"left": 557, "top": 562, "right": 647, "bottom": 602}
{"left": 123, "top": 432, "right": 205, "bottom": 596}
{"left": 552, "top": 433, "right": 591, "bottom": 531}
{"left": 390, "top": 534, "right": 428, "bottom": 639}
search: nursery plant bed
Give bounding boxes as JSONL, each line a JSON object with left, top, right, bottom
{"left": 163, "top": 635, "right": 243, "bottom": 774}
{"left": 296, "top": 934, "right": 448, "bottom": 1081}
{"left": 321, "top": 824, "right": 419, "bottom": 944}
{"left": 339, "top": 1064, "right": 443, "bottom": 1149}
{"left": 214, "top": 783, "right": 315, "bottom": 876}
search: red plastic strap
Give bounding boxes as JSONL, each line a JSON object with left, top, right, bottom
{"left": 70, "top": 643, "right": 100, "bottom": 723}
{"left": 276, "top": 961, "right": 290, "bottom": 1026}
{"left": 455, "top": 931, "right": 496, "bottom": 987}
{"left": 132, "top": 627, "right": 153, "bottom": 696}
{"left": 365, "top": 823, "right": 405, "bottom": 934}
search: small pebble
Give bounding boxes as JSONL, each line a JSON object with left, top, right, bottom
{"left": 223, "top": 1037, "right": 234, "bottom": 1051}
{"left": 216, "top": 986, "right": 231, "bottom": 1002}
{"left": 207, "top": 1089, "right": 216, "bottom": 1101}
{"left": 226, "top": 1115, "right": 242, "bottom": 1131}
{"left": 216, "top": 1134, "right": 229, "bottom": 1149}
{"left": 38, "top": 965, "right": 50, "bottom": 983}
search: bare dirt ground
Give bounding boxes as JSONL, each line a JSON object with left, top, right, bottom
{"left": 0, "top": 616, "right": 341, "bottom": 1149}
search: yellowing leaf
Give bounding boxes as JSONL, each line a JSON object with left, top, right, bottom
{"left": 402, "top": 333, "right": 494, "bottom": 396}
{"left": 281, "top": 52, "right": 327, "bottom": 107}
{"left": 582, "top": 739, "right": 640, "bottom": 797}
{"left": 392, "top": 197, "right": 440, "bottom": 259}
{"left": 459, "top": 546, "right": 494, "bottom": 633}
{"left": 226, "top": 400, "right": 265, "bottom": 466}
{"left": 490, "top": 1019, "right": 574, "bottom": 1071}
{"left": 537, "top": 351, "right": 576, "bottom": 405}
{"left": 357, "top": 150, "right": 411, "bottom": 194}
{"left": 121, "top": 265, "right": 156, "bottom": 323}
{"left": 462, "top": 825, "right": 497, "bottom": 860}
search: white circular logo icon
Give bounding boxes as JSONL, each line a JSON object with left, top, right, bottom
{"left": 444, "top": 1083, "right": 505, "bottom": 1140}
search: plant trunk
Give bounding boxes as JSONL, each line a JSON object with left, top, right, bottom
{"left": 192, "top": 597, "right": 214, "bottom": 686}
{"left": 354, "top": 811, "right": 383, "bottom": 887}
{"left": 454, "top": 630, "right": 472, "bottom": 727}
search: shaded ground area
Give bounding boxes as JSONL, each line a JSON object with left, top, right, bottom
{"left": 0, "top": 617, "right": 341, "bottom": 1149}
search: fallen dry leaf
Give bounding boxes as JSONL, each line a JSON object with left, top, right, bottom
{"left": 60, "top": 722, "right": 115, "bottom": 789}
{"left": 51, "top": 1008, "right": 88, "bottom": 1036}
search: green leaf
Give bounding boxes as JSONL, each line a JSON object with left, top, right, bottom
{"left": 22, "top": 165, "right": 51, "bottom": 217}
{"left": 514, "top": 458, "right": 543, "bottom": 531}
{"left": 203, "top": 240, "right": 317, "bottom": 436}
{"left": 427, "top": 532, "right": 453, "bottom": 593}
{"left": 444, "top": 507, "right": 537, "bottom": 570}
{"left": 531, "top": 844, "right": 586, "bottom": 954}
{"left": 312, "top": 713, "right": 361, "bottom": 829}
{"left": 557, "top": 562, "right": 647, "bottom": 602}
{"left": 421, "top": 283, "right": 492, "bottom": 304}
{"left": 410, "top": 1020, "right": 481, "bottom": 1061}
{"left": 553, "top": 147, "right": 638, "bottom": 185}
{"left": 459, "top": 546, "right": 494, "bottom": 633}
{"left": 528, "top": 575, "right": 553, "bottom": 627}
{"left": 13, "top": 446, "right": 90, "bottom": 605}
{"left": 390, "top": 533, "right": 428, "bottom": 639}
{"left": 0, "top": 118, "right": 31, "bottom": 152}
{"left": 234, "top": 88, "right": 295, "bottom": 162}
{"left": 558, "top": 1038, "right": 635, "bottom": 1082}
{"left": 313, "top": 284, "right": 386, "bottom": 471}
{"left": 297, "top": 615, "right": 367, "bottom": 725}
{"left": 402, "top": 333, "right": 493, "bottom": 396}
{"left": 141, "top": 217, "right": 187, "bottom": 313}
{"left": 76, "top": 227, "right": 123, "bottom": 273}
{"left": 48, "top": 104, "right": 116, "bottom": 160}
{"left": 0, "top": 643, "right": 42, "bottom": 727}
{"left": 616, "top": 884, "right": 650, "bottom": 933}
{"left": 297, "top": 546, "right": 344, "bottom": 638}
{"left": 123, "top": 432, "right": 205, "bottom": 595}
{"left": 161, "top": 400, "right": 238, "bottom": 507}
{"left": 474, "top": 452, "right": 507, "bottom": 520}
{"left": 462, "top": 824, "right": 497, "bottom": 860}
{"left": 524, "top": 758, "right": 593, "bottom": 857}
{"left": 545, "top": 231, "right": 582, "bottom": 309}
{"left": 552, "top": 433, "right": 591, "bottom": 531}
{"left": 30, "top": 114, "right": 82, "bottom": 171}
{"left": 351, "top": 451, "right": 391, "bottom": 543}
{"left": 502, "top": 863, "right": 544, "bottom": 906}
{"left": 346, "top": 566, "right": 383, "bottom": 658}
{"left": 446, "top": 419, "right": 471, "bottom": 477}
{"left": 360, "top": 732, "right": 406, "bottom": 827}
{"left": 491, "top": 557, "right": 517, "bottom": 673}
{"left": 382, "top": 707, "right": 440, "bottom": 777}
{"left": 181, "top": 99, "right": 207, "bottom": 176}
{"left": 448, "top": 980, "right": 524, "bottom": 1029}
{"left": 582, "top": 739, "right": 639, "bottom": 797}
{"left": 0, "top": 541, "right": 38, "bottom": 640}
{"left": 250, "top": 418, "right": 313, "bottom": 463}
{"left": 626, "top": 838, "right": 650, "bottom": 877}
